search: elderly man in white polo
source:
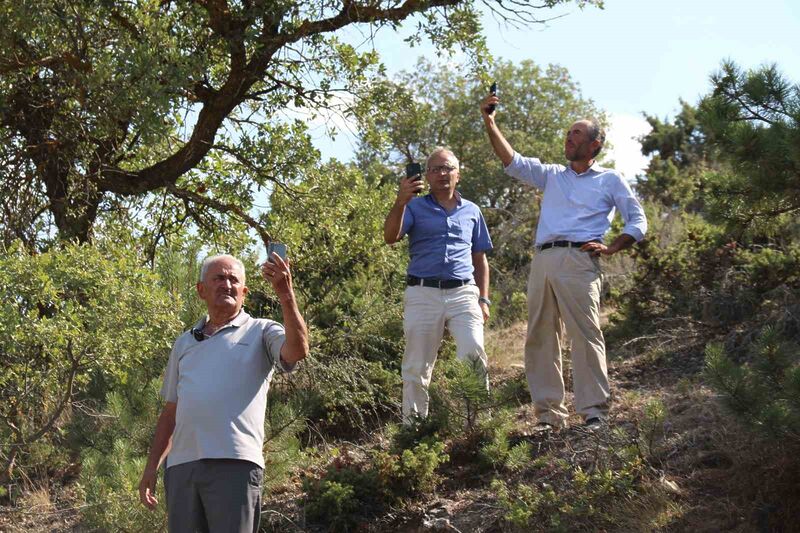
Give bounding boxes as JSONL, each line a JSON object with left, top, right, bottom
{"left": 138, "top": 252, "right": 308, "bottom": 532}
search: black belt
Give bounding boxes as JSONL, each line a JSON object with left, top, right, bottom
{"left": 407, "top": 276, "right": 472, "bottom": 289}
{"left": 537, "top": 240, "right": 599, "bottom": 251}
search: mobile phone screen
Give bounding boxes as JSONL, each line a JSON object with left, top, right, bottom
{"left": 267, "top": 242, "right": 287, "bottom": 263}
{"left": 405, "top": 162, "right": 422, "bottom": 181}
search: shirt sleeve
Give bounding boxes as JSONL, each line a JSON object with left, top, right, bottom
{"left": 399, "top": 203, "right": 414, "bottom": 238}
{"left": 610, "top": 174, "right": 648, "bottom": 242}
{"left": 262, "top": 321, "right": 293, "bottom": 373}
{"left": 503, "top": 152, "right": 549, "bottom": 190}
{"left": 159, "top": 338, "right": 181, "bottom": 403}
{"left": 471, "top": 208, "right": 493, "bottom": 252}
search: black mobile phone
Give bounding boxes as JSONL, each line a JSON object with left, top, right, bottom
{"left": 267, "top": 242, "right": 287, "bottom": 263}
{"left": 405, "top": 162, "right": 422, "bottom": 182}
{"left": 487, "top": 81, "right": 497, "bottom": 113}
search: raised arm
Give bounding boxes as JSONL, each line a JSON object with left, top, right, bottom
{"left": 481, "top": 94, "right": 515, "bottom": 167}
{"left": 262, "top": 254, "right": 309, "bottom": 365}
{"left": 384, "top": 176, "right": 423, "bottom": 244}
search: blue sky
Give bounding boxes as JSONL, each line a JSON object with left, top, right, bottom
{"left": 310, "top": 0, "right": 800, "bottom": 179}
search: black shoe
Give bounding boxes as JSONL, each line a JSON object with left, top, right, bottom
{"left": 584, "top": 417, "right": 605, "bottom": 431}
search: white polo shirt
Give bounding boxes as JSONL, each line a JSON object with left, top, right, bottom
{"left": 160, "top": 311, "right": 290, "bottom": 469}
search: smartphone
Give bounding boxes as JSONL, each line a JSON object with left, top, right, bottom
{"left": 267, "top": 242, "right": 287, "bottom": 263}
{"left": 405, "top": 162, "right": 423, "bottom": 182}
{"left": 487, "top": 81, "right": 497, "bottom": 113}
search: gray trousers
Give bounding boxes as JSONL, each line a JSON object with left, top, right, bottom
{"left": 164, "top": 459, "right": 263, "bottom": 533}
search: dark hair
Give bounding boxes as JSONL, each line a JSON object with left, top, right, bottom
{"left": 584, "top": 118, "right": 605, "bottom": 158}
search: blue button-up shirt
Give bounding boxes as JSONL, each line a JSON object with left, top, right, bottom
{"left": 400, "top": 193, "right": 493, "bottom": 280}
{"left": 504, "top": 152, "right": 647, "bottom": 246}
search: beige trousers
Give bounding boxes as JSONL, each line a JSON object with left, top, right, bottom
{"left": 525, "top": 246, "right": 610, "bottom": 427}
{"left": 402, "top": 284, "right": 489, "bottom": 421}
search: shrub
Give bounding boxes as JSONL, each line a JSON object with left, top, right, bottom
{"left": 374, "top": 440, "right": 449, "bottom": 498}
{"left": 638, "top": 398, "right": 668, "bottom": 462}
{"left": 705, "top": 327, "right": 800, "bottom": 443}
{"left": 478, "top": 409, "right": 531, "bottom": 472}
{"left": 0, "top": 242, "right": 181, "bottom": 483}
{"left": 303, "top": 440, "right": 448, "bottom": 529}
{"left": 296, "top": 356, "right": 401, "bottom": 437}
{"left": 492, "top": 450, "right": 643, "bottom": 532}
{"left": 305, "top": 480, "right": 361, "bottom": 533}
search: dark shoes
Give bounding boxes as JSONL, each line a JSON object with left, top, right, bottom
{"left": 583, "top": 417, "right": 605, "bottom": 431}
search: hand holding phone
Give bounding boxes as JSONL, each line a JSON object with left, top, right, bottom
{"left": 267, "top": 242, "right": 287, "bottom": 263}
{"left": 486, "top": 82, "right": 498, "bottom": 114}
{"left": 404, "top": 162, "right": 424, "bottom": 195}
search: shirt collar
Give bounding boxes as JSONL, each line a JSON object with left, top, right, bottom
{"left": 569, "top": 160, "right": 603, "bottom": 176}
{"left": 194, "top": 309, "right": 250, "bottom": 331}
{"left": 426, "top": 190, "right": 463, "bottom": 208}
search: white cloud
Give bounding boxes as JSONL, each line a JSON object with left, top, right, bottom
{"left": 605, "top": 112, "right": 652, "bottom": 181}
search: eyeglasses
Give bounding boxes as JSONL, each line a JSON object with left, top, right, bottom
{"left": 427, "top": 165, "right": 457, "bottom": 174}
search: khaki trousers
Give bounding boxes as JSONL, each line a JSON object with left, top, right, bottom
{"left": 525, "top": 246, "right": 610, "bottom": 427}
{"left": 402, "top": 284, "right": 488, "bottom": 422}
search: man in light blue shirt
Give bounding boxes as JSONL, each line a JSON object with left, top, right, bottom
{"left": 384, "top": 147, "right": 493, "bottom": 423}
{"left": 480, "top": 93, "right": 647, "bottom": 431}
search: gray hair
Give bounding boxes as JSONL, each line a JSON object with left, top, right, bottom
{"left": 199, "top": 254, "right": 246, "bottom": 283}
{"left": 583, "top": 118, "right": 606, "bottom": 158}
{"left": 426, "top": 147, "right": 460, "bottom": 171}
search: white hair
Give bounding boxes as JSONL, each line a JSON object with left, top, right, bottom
{"left": 199, "top": 254, "right": 246, "bottom": 282}
{"left": 426, "top": 147, "right": 460, "bottom": 171}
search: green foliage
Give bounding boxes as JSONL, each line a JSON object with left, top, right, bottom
{"left": 0, "top": 242, "right": 181, "bottom": 481}
{"left": 705, "top": 328, "right": 800, "bottom": 442}
{"left": 262, "top": 161, "right": 407, "bottom": 436}
{"left": 262, "top": 393, "right": 307, "bottom": 492}
{"left": 304, "top": 441, "right": 448, "bottom": 530}
{"left": 478, "top": 409, "right": 531, "bottom": 471}
{"left": 356, "top": 58, "right": 605, "bottom": 324}
{"left": 429, "top": 358, "right": 491, "bottom": 432}
{"left": 78, "top": 381, "right": 167, "bottom": 532}
{"left": 305, "top": 480, "right": 360, "bottom": 533}
{"left": 638, "top": 398, "right": 667, "bottom": 461}
{"left": 0, "top": 0, "right": 596, "bottom": 245}
{"left": 297, "top": 356, "right": 401, "bottom": 436}
{"left": 637, "top": 101, "right": 714, "bottom": 210}
{"left": 265, "top": 160, "right": 407, "bottom": 354}
{"left": 374, "top": 440, "right": 449, "bottom": 497}
{"left": 491, "top": 451, "right": 643, "bottom": 532}
{"left": 698, "top": 62, "right": 800, "bottom": 236}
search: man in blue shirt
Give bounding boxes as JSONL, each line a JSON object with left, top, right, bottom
{"left": 384, "top": 147, "right": 494, "bottom": 423}
{"left": 480, "top": 94, "right": 647, "bottom": 431}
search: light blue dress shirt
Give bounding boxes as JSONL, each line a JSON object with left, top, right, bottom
{"left": 504, "top": 152, "right": 647, "bottom": 246}
{"left": 400, "top": 192, "right": 493, "bottom": 280}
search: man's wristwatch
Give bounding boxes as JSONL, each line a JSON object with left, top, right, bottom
{"left": 478, "top": 296, "right": 492, "bottom": 307}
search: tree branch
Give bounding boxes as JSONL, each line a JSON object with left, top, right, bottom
{"left": 166, "top": 184, "right": 272, "bottom": 246}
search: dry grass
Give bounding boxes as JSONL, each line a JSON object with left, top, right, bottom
{"left": 485, "top": 320, "right": 526, "bottom": 370}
